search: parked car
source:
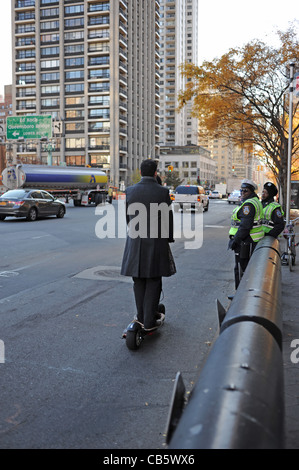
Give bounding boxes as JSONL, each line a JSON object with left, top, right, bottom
{"left": 173, "top": 185, "right": 209, "bottom": 212}
{"left": 228, "top": 190, "right": 241, "bottom": 204}
{"left": 209, "top": 190, "right": 222, "bottom": 199}
{"left": 0, "top": 189, "right": 66, "bottom": 221}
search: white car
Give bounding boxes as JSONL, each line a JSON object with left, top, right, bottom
{"left": 228, "top": 190, "right": 241, "bottom": 204}
{"left": 173, "top": 185, "right": 209, "bottom": 212}
{"left": 210, "top": 190, "right": 222, "bottom": 199}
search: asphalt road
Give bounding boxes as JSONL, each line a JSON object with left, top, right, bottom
{"left": 0, "top": 198, "right": 235, "bottom": 449}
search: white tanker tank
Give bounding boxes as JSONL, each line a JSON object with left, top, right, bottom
{"left": 2, "top": 164, "right": 108, "bottom": 206}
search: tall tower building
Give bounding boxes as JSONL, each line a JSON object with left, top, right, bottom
{"left": 12, "top": 0, "right": 160, "bottom": 187}
{"left": 159, "top": 0, "right": 198, "bottom": 146}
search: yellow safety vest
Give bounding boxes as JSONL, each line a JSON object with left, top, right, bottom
{"left": 262, "top": 202, "right": 284, "bottom": 233}
{"left": 229, "top": 197, "right": 264, "bottom": 242}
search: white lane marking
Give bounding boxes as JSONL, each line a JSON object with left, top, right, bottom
{"left": 0, "top": 271, "right": 19, "bottom": 277}
{"left": 32, "top": 235, "right": 51, "bottom": 239}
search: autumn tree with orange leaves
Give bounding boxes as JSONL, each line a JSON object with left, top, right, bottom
{"left": 177, "top": 26, "right": 299, "bottom": 211}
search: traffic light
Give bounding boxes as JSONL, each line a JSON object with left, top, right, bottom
{"left": 232, "top": 165, "right": 235, "bottom": 172}
{"left": 168, "top": 165, "right": 173, "bottom": 172}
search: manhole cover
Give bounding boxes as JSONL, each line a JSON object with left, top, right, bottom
{"left": 74, "top": 265, "right": 131, "bottom": 283}
{"left": 94, "top": 269, "right": 121, "bottom": 278}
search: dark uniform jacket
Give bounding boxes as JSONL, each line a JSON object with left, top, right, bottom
{"left": 262, "top": 197, "right": 285, "bottom": 238}
{"left": 121, "top": 176, "right": 175, "bottom": 278}
{"left": 233, "top": 193, "right": 261, "bottom": 245}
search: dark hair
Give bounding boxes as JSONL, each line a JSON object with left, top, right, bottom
{"left": 140, "top": 159, "right": 157, "bottom": 177}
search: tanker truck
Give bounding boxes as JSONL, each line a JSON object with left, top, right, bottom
{"left": 1, "top": 164, "right": 108, "bottom": 206}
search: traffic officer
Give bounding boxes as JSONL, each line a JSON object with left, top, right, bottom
{"left": 228, "top": 179, "right": 264, "bottom": 289}
{"left": 261, "top": 182, "right": 285, "bottom": 238}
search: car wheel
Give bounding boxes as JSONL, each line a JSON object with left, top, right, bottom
{"left": 27, "top": 207, "right": 37, "bottom": 221}
{"left": 204, "top": 202, "right": 209, "bottom": 212}
{"left": 57, "top": 206, "right": 65, "bottom": 218}
{"left": 95, "top": 193, "right": 103, "bottom": 205}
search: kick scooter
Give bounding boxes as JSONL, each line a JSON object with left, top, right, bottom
{"left": 123, "top": 304, "right": 165, "bottom": 350}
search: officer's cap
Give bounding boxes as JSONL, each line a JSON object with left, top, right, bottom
{"left": 241, "top": 179, "right": 257, "bottom": 192}
{"left": 263, "top": 181, "right": 278, "bottom": 197}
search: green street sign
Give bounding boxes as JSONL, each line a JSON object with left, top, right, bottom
{"left": 6, "top": 115, "right": 52, "bottom": 140}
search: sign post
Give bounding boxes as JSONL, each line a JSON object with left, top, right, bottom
{"left": 6, "top": 115, "right": 52, "bottom": 140}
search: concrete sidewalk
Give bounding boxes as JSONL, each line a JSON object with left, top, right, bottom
{"left": 281, "top": 259, "right": 299, "bottom": 449}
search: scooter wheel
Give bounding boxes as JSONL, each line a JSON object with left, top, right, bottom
{"left": 126, "top": 325, "right": 143, "bottom": 350}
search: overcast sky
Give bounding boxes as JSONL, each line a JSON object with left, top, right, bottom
{"left": 0, "top": 0, "right": 298, "bottom": 97}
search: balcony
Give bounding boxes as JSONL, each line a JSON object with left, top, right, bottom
{"left": 88, "top": 145, "right": 110, "bottom": 151}
{"left": 16, "top": 0, "right": 35, "bottom": 8}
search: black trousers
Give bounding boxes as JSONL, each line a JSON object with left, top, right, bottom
{"left": 133, "top": 277, "right": 162, "bottom": 330}
{"left": 234, "top": 241, "right": 257, "bottom": 289}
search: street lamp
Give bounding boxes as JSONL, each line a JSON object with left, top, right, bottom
{"left": 286, "top": 61, "right": 296, "bottom": 224}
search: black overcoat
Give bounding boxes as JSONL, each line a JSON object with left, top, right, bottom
{"left": 120, "top": 177, "right": 175, "bottom": 278}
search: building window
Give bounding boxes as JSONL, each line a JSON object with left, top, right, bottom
{"left": 41, "top": 59, "right": 59, "bottom": 69}
{"left": 66, "top": 155, "right": 85, "bottom": 166}
{"left": 65, "top": 109, "right": 85, "bottom": 119}
{"left": 65, "top": 96, "right": 84, "bottom": 106}
{"left": 40, "top": 21, "right": 59, "bottom": 31}
{"left": 65, "top": 70, "right": 84, "bottom": 80}
{"left": 41, "top": 8, "right": 59, "bottom": 17}
{"left": 41, "top": 98, "right": 59, "bottom": 107}
{"left": 65, "top": 122, "right": 84, "bottom": 132}
{"left": 65, "top": 83, "right": 84, "bottom": 93}
{"left": 65, "top": 57, "right": 84, "bottom": 67}
{"left": 41, "top": 85, "right": 60, "bottom": 94}
{"left": 65, "top": 30, "right": 84, "bottom": 41}
{"left": 41, "top": 47, "right": 60, "bottom": 56}
{"left": 65, "top": 18, "right": 84, "bottom": 28}
{"left": 65, "top": 5, "right": 84, "bottom": 15}
{"left": 41, "top": 72, "right": 60, "bottom": 81}
{"left": 66, "top": 138, "right": 85, "bottom": 149}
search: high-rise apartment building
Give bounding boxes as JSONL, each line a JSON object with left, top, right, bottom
{"left": 12, "top": 0, "right": 160, "bottom": 187}
{"left": 159, "top": 0, "right": 198, "bottom": 146}
{"left": 0, "top": 86, "right": 13, "bottom": 175}
{"left": 0, "top": 85, "right": 13, "bottom": 122}
{"left": 197, "top": 134, "right": 252, "bottom": 184}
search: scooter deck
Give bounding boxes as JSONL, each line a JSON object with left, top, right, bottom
{"left": 122, "top": 314, "right": 165, "bottom": 339}
{"left": 123, "top": 306, "right": 165, "bottom": 349}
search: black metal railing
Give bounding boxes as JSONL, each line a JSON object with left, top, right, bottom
{"left": 167, "top": 237, "right": 284, "bottom": 449}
